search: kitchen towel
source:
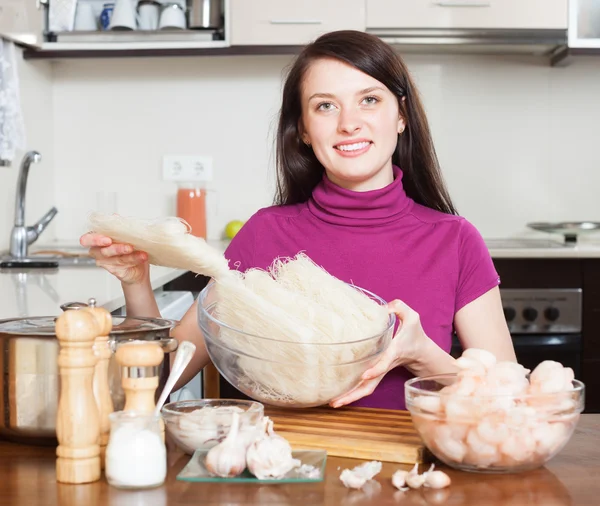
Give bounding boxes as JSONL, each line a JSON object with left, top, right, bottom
{"left": 0, "top": 37, "right": 26, "bottom": 165}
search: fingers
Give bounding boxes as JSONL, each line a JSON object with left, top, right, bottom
{"left": 80, "top": 232, "right": 112, "bottom": 248}
{"left": 330, "top": 378, "right": 381, "bottom": 408}
{"left": 387, "top": 299, "right": 420, "bottom": 325}
{"left": 96, "top": 243, "right": 134, "bottom": 258}
{"left": 361, "top": 346, "right": 398, "bottom": 380}
{"left": 92, "top": 250, "right": 147, "bottom": 267}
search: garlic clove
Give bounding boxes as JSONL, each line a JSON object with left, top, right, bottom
{"left": 339, "top": 461, "right": 382, "bottom": 490}
{"left": 391, "top": 469, "right": 408, "bottom": 490}
{"left": 340, "top": 468, "right": 368, "bottom": 489}
{"left": 204, "top": 411, "right": 247, "bottom": 478}
{"left": 424, "top": 470, "right": 451, "bottom": 489}
{"left": 405, "top": 463, "right": 426, "bottom": 489}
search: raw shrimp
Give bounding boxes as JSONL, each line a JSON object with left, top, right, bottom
{"left": 461, "top": 348, "right": 497, "bottom": 371}
{"left": 465, "top": 428, "right": 500, "bottom": 467}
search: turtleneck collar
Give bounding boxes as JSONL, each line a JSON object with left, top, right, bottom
{"left": 307, "top": 165, "right": 413, "bottom": 226}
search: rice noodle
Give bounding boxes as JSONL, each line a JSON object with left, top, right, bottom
{"left": 87, "top": 212, "right": 392, "bottom": 406}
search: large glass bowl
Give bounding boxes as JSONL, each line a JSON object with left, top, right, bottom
{"left": 197, "top": 280, "right": 395, "bottom": 408}
{"left": 161, "top": 399, "right": 265, "bottom": 455}
{"left": 405, "top": 373, "right": 585, "bottom": 473}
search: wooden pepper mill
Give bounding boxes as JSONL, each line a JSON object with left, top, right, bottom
{"left": 84, "top": 298, "right": 114, "bottom": 470}
{"left": 55, "top": 308, "right": 102, "bottom": 484}
{"left": 115, "top": 341, "right": 165, "bottom": 437}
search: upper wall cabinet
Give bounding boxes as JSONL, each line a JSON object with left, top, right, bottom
{"left": 0, "top": 0, "right": 45, "bottom": 46}
{"left": 366, "top": 0, "right": 568, "bottom": 30}
{"left": 230, "top": 0, "right": 365, "bottom": 45}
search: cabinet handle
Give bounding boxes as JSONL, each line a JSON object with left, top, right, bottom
{"left": 269, "top": 20, "right": 323, "bottom": 25}
{"left": 434, "top": 0, "right": 491, "bottom": 6}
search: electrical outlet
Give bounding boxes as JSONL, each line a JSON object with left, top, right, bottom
{"left": 162, "top": 155, "right": 213, "bottom": 182}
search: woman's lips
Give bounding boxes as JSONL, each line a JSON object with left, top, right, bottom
{"left": 334, "top": 140, "right": 373, "bottom": 157}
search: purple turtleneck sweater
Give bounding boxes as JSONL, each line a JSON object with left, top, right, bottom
{"left": 223, "top": 166, "right": 499, "bottom": 410}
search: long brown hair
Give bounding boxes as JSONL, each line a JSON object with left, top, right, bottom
{"left": 274, "top": 30, "right": 457, "bottom": 215}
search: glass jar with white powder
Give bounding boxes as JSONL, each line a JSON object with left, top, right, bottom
{"left": 105, "top": 411, "right": 167, "bottom": 489}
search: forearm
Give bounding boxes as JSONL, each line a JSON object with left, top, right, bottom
{"left": 170, "top": 299, "right": 212, "bottom": 391}
{"left": 122, "top": 278, "right": 161, "bottom": 318}
{"left": 408, "top": 337, "right": 459, "bottom": 378}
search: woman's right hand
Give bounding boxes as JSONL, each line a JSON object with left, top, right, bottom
{"left": 80, "top": 232, "right": 149, "bottom": 285}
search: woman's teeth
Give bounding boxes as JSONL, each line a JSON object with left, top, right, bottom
{"left": 336, "top": 141, "right": 370, "bottom": 152}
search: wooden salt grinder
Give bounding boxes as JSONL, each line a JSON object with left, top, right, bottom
{"left": 115, "top": 341, "right": 165, "bottom": 437}
{"left": 84, "top": 298, "right": 114, "bottom": 470}
{"left": 55, "top": 308, "right": 101, "bottom": 484}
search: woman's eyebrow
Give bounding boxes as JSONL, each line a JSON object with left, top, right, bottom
{"left": 308, "top": 86, "right": 386, "bottom": 102}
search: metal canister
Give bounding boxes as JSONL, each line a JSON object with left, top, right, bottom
{"left": 188, "top": 0, "right": 223, "bottom": 30}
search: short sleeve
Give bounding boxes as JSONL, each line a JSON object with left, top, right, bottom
{"left": 455, "top": 219, "right": 500, "bottom": 313}
{"left": 223, "top": 213, "right": 259, "bottom": 273}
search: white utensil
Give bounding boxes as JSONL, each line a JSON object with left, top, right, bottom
{"left": 154, "top": 340, "right": 196, "bottom": 415}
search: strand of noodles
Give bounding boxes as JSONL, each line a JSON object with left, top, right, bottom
{"left": 270, "top": 254, "right": 389, "bottom": 333}
{"left": 86, "top": 212, "right": 391, "bottom": 404}
{"left": 216, "top": 269, "right": 383, "bottom": 405}
{"left": 214, "top": 273, "right": 327, "bottom": 404}
{"left": 87, "top": 212, "right": 231, "bottom": 280}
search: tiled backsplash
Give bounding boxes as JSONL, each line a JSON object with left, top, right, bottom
{"left": 2, "top": 49, "right": 600, "bottom": 251}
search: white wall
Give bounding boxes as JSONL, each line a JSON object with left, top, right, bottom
{"left": 0, "top": 47, "right": 54, "bottom": 252}
{"left": 4, "top": 50, "right": 600, "bottom": 247}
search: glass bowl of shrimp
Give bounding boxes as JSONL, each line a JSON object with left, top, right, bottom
{"left": 405, "top": 349, "right": 585, "bottom": 474}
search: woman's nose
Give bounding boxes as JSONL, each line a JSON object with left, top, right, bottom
{"left": 337, "top": 108, "right": 362, "bottom": 134}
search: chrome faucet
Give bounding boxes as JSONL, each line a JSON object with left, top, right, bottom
{"left": 9, "top": 151, "right": 58, "bottom": 259}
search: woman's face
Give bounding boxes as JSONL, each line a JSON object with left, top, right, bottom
{"left": 300, "top": 58, "right": 405, "bottom": 192}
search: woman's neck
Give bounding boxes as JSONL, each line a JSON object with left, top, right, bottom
{"left": 324, "top": 161, "right": 394, "bottom": 192}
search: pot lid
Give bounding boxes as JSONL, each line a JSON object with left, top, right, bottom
{"left": 0, "top": 315, "right": 177, "bottom": 339}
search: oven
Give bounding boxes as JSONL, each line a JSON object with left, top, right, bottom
{"left": 452, "top": 288, "right": 583, "bottom": 377}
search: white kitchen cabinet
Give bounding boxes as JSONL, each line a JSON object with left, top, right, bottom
{"left": 568, "top": 0, "right": 600, "bottom": 48}
{"left": 0, "top": 0, "right": 46, "bottom": 46}
{"left": 230, "top": 0, "right": 365, "bottom": 46}
{"left": 367, "top": 0, "right": 568, "bottom": 30}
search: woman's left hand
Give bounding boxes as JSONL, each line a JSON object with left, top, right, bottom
{"left": 329, "top": 299, "right": 429, "bottom": 408}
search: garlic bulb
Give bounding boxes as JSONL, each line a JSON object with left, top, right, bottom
{"left": 246, "top": 417, "right": 300, "bottom": 480}
{"left": 204, "top": 412, "right": 246, "bottom": 478}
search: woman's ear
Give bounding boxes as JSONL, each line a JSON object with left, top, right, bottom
{"left": 398, "top": 116, "right": 406, "bottom": 135}
{"left": 298, "top": 121, "right": 310, "bottom": 145}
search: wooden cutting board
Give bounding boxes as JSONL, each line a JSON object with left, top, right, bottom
{"left": 265, "top": 405, "right": 433, "bottom": 464}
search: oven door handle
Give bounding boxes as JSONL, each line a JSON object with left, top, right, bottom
{"left": 510, "top": 334, "right": 582, "bottom": 352}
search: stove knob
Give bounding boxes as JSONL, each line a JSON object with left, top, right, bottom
{"left": 544, "top": 307, "right": 560, "bottom": 322}
{"left": 503, "top": 307, "right": 517, "bottom": 322}
{"left": 523, "top": 307, "right": 538, "bottom": 322}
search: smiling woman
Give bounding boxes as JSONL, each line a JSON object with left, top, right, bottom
{"left": 81, "top": 30, "right": 516, "bottom": 411}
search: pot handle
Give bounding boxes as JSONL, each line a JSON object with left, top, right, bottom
{"left": 60, "top": 298, "right": 97, "bottom": 311}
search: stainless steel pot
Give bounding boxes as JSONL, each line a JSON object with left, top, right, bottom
{"left": 0, "top": 301, "right": 179, "bottom": 445}
{"left": 189, "top": 0, "right": 223, "bottom": 29}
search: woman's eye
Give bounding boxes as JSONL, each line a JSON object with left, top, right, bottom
{"left": 363, "top": 96, "right": 379, "bottom": 105}
{"left": 317, "top": 102, "right": 335, "bottom": 111}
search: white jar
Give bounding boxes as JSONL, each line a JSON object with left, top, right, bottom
{"left": 105, "top": 411, "right": 167, "bottom": 489}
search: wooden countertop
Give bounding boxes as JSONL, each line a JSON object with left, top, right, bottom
{"left": 1, "top": 415, "right": 598, "bottom": 506}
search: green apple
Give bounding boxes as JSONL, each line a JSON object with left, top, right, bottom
{"left": 225, "top": 220, "right": 245, "bottom": 239}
